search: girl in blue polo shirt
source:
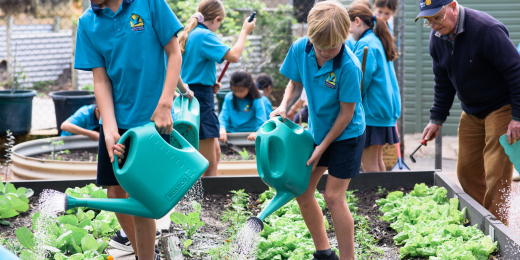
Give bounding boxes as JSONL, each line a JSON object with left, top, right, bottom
{"left": 346, "top": 0, "right": 372, "bottom": 50}
{"left": 373, "top": 0, "right": 398, "bottom": 36}
{"left": 178, "top": 0, "right": 256, "bottom": 176}
{"left": 272, "top": 2, "right": 365, "bottom": 259}
{"left": 74, "top": 0, "right": 185, "bottom": 259}
{"left": 218, "top": 70, "right": 267, "bottom": 142}
{"left": 255, "top": 73, "right": 274, "bottom": 116}
{"left": 348, "top": 5, "right": 401, "bottom": 172}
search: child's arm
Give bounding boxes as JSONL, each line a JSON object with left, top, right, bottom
{"left": 270, "top": 80, "right": 304, "bottom": 120}
{"left": 218, "top": 96, "right": 232, "bottom": 143}
{"left": 222, "top": 18, "right": 256, "bottom": 63}
{"left": 93, "top": 67, "right": 124, "bottom": 163}
{"left": 61, "top": 121, "right": 99, "bottom": 141}
{"left": 151, "top": 37, "right": 182, "bottom": 135}
{"left": 176, "top": 77, "right": 194, "bottom": 102}
{"left": 306, "top": 102, "right": 356, "bottom": 168}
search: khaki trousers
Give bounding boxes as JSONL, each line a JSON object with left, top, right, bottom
{"left": 457, "top": 105, "right": 513, "bottom": 225}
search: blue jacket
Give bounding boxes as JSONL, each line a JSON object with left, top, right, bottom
{"left": 429, "top": 7, "right": 520, "bottom": 120}
{"left": 218, "top": 92, "right": 267, "bottom": 132}
{"left": 352, "top": 30, "right": 401, "bottom": 127}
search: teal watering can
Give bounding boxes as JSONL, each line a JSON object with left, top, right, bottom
{"left": 0, "top": 246, "right": 20, "bottom": 260}
{"left": 171, "top": 96, "right": 200, "bottom": 150}
{"left": 499, "top": 134, "right": 520, "bottom": 177}
{"left": 65, "top": 122, "right": 209, "bottom": 219}
{"left": 248, "top": 117, "right": 314, "bottom": 230}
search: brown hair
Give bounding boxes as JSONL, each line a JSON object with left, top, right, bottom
{"left": 307, "top": 1, "right": 350, "bottom": 50}
{"left": 348, "top": 5, "right": 397, "bottom": 61}
{"left": 374, "top": 0, "right": 397, "bottom": 12}
{"left": 350, "top": 0, "right": 372, "bottom": 11}
{"left": 230, "top": 70, "right": 262, "bottom": 111}
{"left": 178, "top": 0, "right": 226, "bottom": 54}
{"left": 255, "top": 73, "right": 274, "bottom": 90}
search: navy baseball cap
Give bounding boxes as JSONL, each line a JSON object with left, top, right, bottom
{"left": 414, "top": 0, "right": 453, "bottom": 22}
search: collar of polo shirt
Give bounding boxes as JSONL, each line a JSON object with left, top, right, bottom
{"left": 91, "top": 0, "right": 134, "bottom": 13}
{"left": 304, "top": 40, "right": 345, "bottom": 70}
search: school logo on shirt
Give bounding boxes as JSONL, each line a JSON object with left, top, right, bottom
{"left": 244, "top": 104, "right": 251, "bottom": 113}
{"left": 325, "top": 72, "right": 336, "bottom": 89}
{"left": 425, "top": 0, "right": 431, "bottom": 5}
{"left": 130, "top": 14, "right": 145, "bottom": 31}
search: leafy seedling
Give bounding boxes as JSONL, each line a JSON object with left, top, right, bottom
{"left": 0, "top": 182, "right": 34, "bottom": 225}
{"left": 170, "top": 201, "right": 205, "bottom": 239}
{"left": 182, "top": 239, "right": 193, "bottom": 257}
{"left": 238, "top": 148, "right": 250, "bottom": 160}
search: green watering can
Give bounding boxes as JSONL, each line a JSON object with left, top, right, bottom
{"left": 171, "top": 96, "right": 200, "bottom": 150}
{"left": 499, "top": 134, "right": 520, "bottom": 177}
{"left": 65, "top": 122, "right": 209, "bottom": 219}
{"left": 248, "top": 117, "right": 314, "bottom": 231}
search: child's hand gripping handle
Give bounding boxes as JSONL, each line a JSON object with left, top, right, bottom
{"left": 112, "top": 128, "right": 136, "bottom": 174}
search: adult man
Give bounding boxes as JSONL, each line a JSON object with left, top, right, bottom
{"left": 416, "top": 0, "right": 520, "bottom": 224}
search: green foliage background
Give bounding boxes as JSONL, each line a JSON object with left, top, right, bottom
{"left": 166, "top": 0, "right": 297, "bottom": 89}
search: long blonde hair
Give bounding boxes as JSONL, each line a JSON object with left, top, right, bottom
{"left": 307, "top": 1, "right": 351, "bottom": 50}
{"left": 178, "top": 0, "right": 226, "bottom": 54}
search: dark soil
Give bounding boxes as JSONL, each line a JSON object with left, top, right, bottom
{"left": 0, "top": 196, "right": 38, "bottom": 239}
{"left": 35, "top": 147, "right": 98, "bottom": 162}
{"left": 220, "top": 146, "right": 256, "bottom": 161}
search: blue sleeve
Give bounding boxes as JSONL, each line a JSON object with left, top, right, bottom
{"left": 517, "top": 42, "right": 520, "bottom": 53}
{"left": 218, "top": 95, "right": 232, "bottom": 129}
{"left": 201, "top": 33, "right": 230, "bottom": 64}
{"left": 74, "top": 22, "right": 105, "bottom": 71}
{"left": 353, "top": 42, "right": 376, "bottom": 96}
{"left": 149, "top": 0, "right": 184, "bottom": 47}
{"left": 66, "top": 106, "right": 91, "bottom": 128}
{"left": 280, "top": 40, "right": 303, "bottom": 83}
{"left": 254, "top": 98, "right": 267, "bottom": 130}
{"left": 339, "top": 59, "right": 362, "bottom": 103}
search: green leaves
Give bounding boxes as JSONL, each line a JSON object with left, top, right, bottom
{"left": 170, "top": 201, "right": 205, "bottom": 239}
{"left": 0, "top": 183, "right": 33, "bottom": 224}
{"left": 377, "top": 184, "right": 498, "bottom": 259}
{"left": 15, "top": 227, "right": 35, "bottom": 250}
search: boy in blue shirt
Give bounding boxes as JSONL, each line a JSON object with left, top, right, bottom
{"left": 74, "top": 0, "right": 183, "bottom": 258}
{"left": 272, "top": 2, "right": 365, "bottom": 259}
{"left": 60, "top": 104, "right": 101, "bottom": 140}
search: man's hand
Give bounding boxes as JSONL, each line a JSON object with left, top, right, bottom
{"left": 421, "top": 123, "right": 442, "bottom": 141}
{"left": 507, "top": 119, "right": 520, "bottom": 144}
{"left": 270, "top": 105, "right": 287, "bottom": 121}
{"left": 307, "top": 145, "right": 324, "bottom": 172}
{"left": 212, "top": 82, "right": 222, "bottom": 94}
{"left": 247, "top": 132, "right": 257, "bottom": 141}
{"left": 151, "top": 102, "right": 173, "bottom": 135}
{"left": 219, "top": 128, "right": 227, "bottom": 143}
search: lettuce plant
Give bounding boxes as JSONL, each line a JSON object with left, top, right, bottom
{"left": 0, "top": 182, "right": 33, "bottom": 225}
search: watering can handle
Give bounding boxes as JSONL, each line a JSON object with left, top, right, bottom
{"left": 260, "top": 135, "right": 271, "bottom": 176}
{"left": 113, "top": 126, "right": 137, "bottom": 173}
{"left": 179, "top": 95, "right": 190, "bottom": 118}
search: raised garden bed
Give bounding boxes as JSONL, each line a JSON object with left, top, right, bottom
{"left": 3, "top": 171, "right": 519, "bottom": 259}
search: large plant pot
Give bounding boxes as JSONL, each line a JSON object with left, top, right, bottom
{"left": 0, "top": 90, "right": 37, "bottom": 135}
{"left": 50, "top": 90, "right": 95, "bottom": 136}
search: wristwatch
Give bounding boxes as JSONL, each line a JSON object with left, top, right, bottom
{"left": 181, "top": 84, "right": 190, "bottom": 97}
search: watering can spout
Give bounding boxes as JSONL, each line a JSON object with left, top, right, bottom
{"left": 65, "top": 195, "right": 156, "bottom": 219}
{"left": 257, "top": 191, "right": 296, "bottom": 222}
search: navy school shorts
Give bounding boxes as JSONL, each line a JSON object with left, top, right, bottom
{"left": 96, "top": 125, "right": 171, "bottom": 186}
{"left": 315, "top": 131, "right": 366, "bottom": 179}
{"left": 189, "top": 84, "right": 220, "bottom": 140}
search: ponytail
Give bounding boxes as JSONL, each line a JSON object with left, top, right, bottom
{"left": 177, "top": 0, "right": 226, "bottom": 55}
{"left": 373, "top": 16, "right": 397, "bottom": 61}
{"left": 348, "top": 5, "right": 397, "bottom": 61}
{"left": 178, "top": 18, "right": 198, "bottom": 54}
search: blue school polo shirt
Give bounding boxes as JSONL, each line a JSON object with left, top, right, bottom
{"left": 280, "top": 36, "right": 365, "bottom": 145}
{"left": 218, "top": 92, "right": 267, "bottom": 132}
{"left": 181, "top": 24, "right": 230, "bottom": 86}
{"left": 261, "top": 96, "right": 273, "bottom": 116}
{"left": 61, "top": 105, "right": 100, "bottom": 136}
{"left": 352, "top": 29, "right": 401, "bottom": 127}
{"left": 74, "top": 0, "right": 183, "bottom": 129}
{"left": 517, "top": 42, "right": 520, "bottom": 52}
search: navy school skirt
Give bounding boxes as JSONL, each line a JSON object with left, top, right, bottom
{"left": 364, "top": 125, "right": 399, "bottom": 149}
{"left": 189, "top": 84, "right": 220, "bottom": 140}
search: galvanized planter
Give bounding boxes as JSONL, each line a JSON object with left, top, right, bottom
{"left": 6, "top": 171, "right": 520, "bottom": 258}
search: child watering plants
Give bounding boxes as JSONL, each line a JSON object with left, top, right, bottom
{"left": 178, "top": 0, "right": 256, "bottom": 176}
{"left": 348, "top": 5, "right": 401, "bottom": 172}
{"left": 219, "top": 70, "right": 267, "bottom": 142}
{"left": 271, "top": 1, "right": 365, "bottom": 259}
{"left": 74, "top": 0, "right": 189, "bottom": 258}
{"left": 60, "top": 104, "right": 101, "bottom": 140}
